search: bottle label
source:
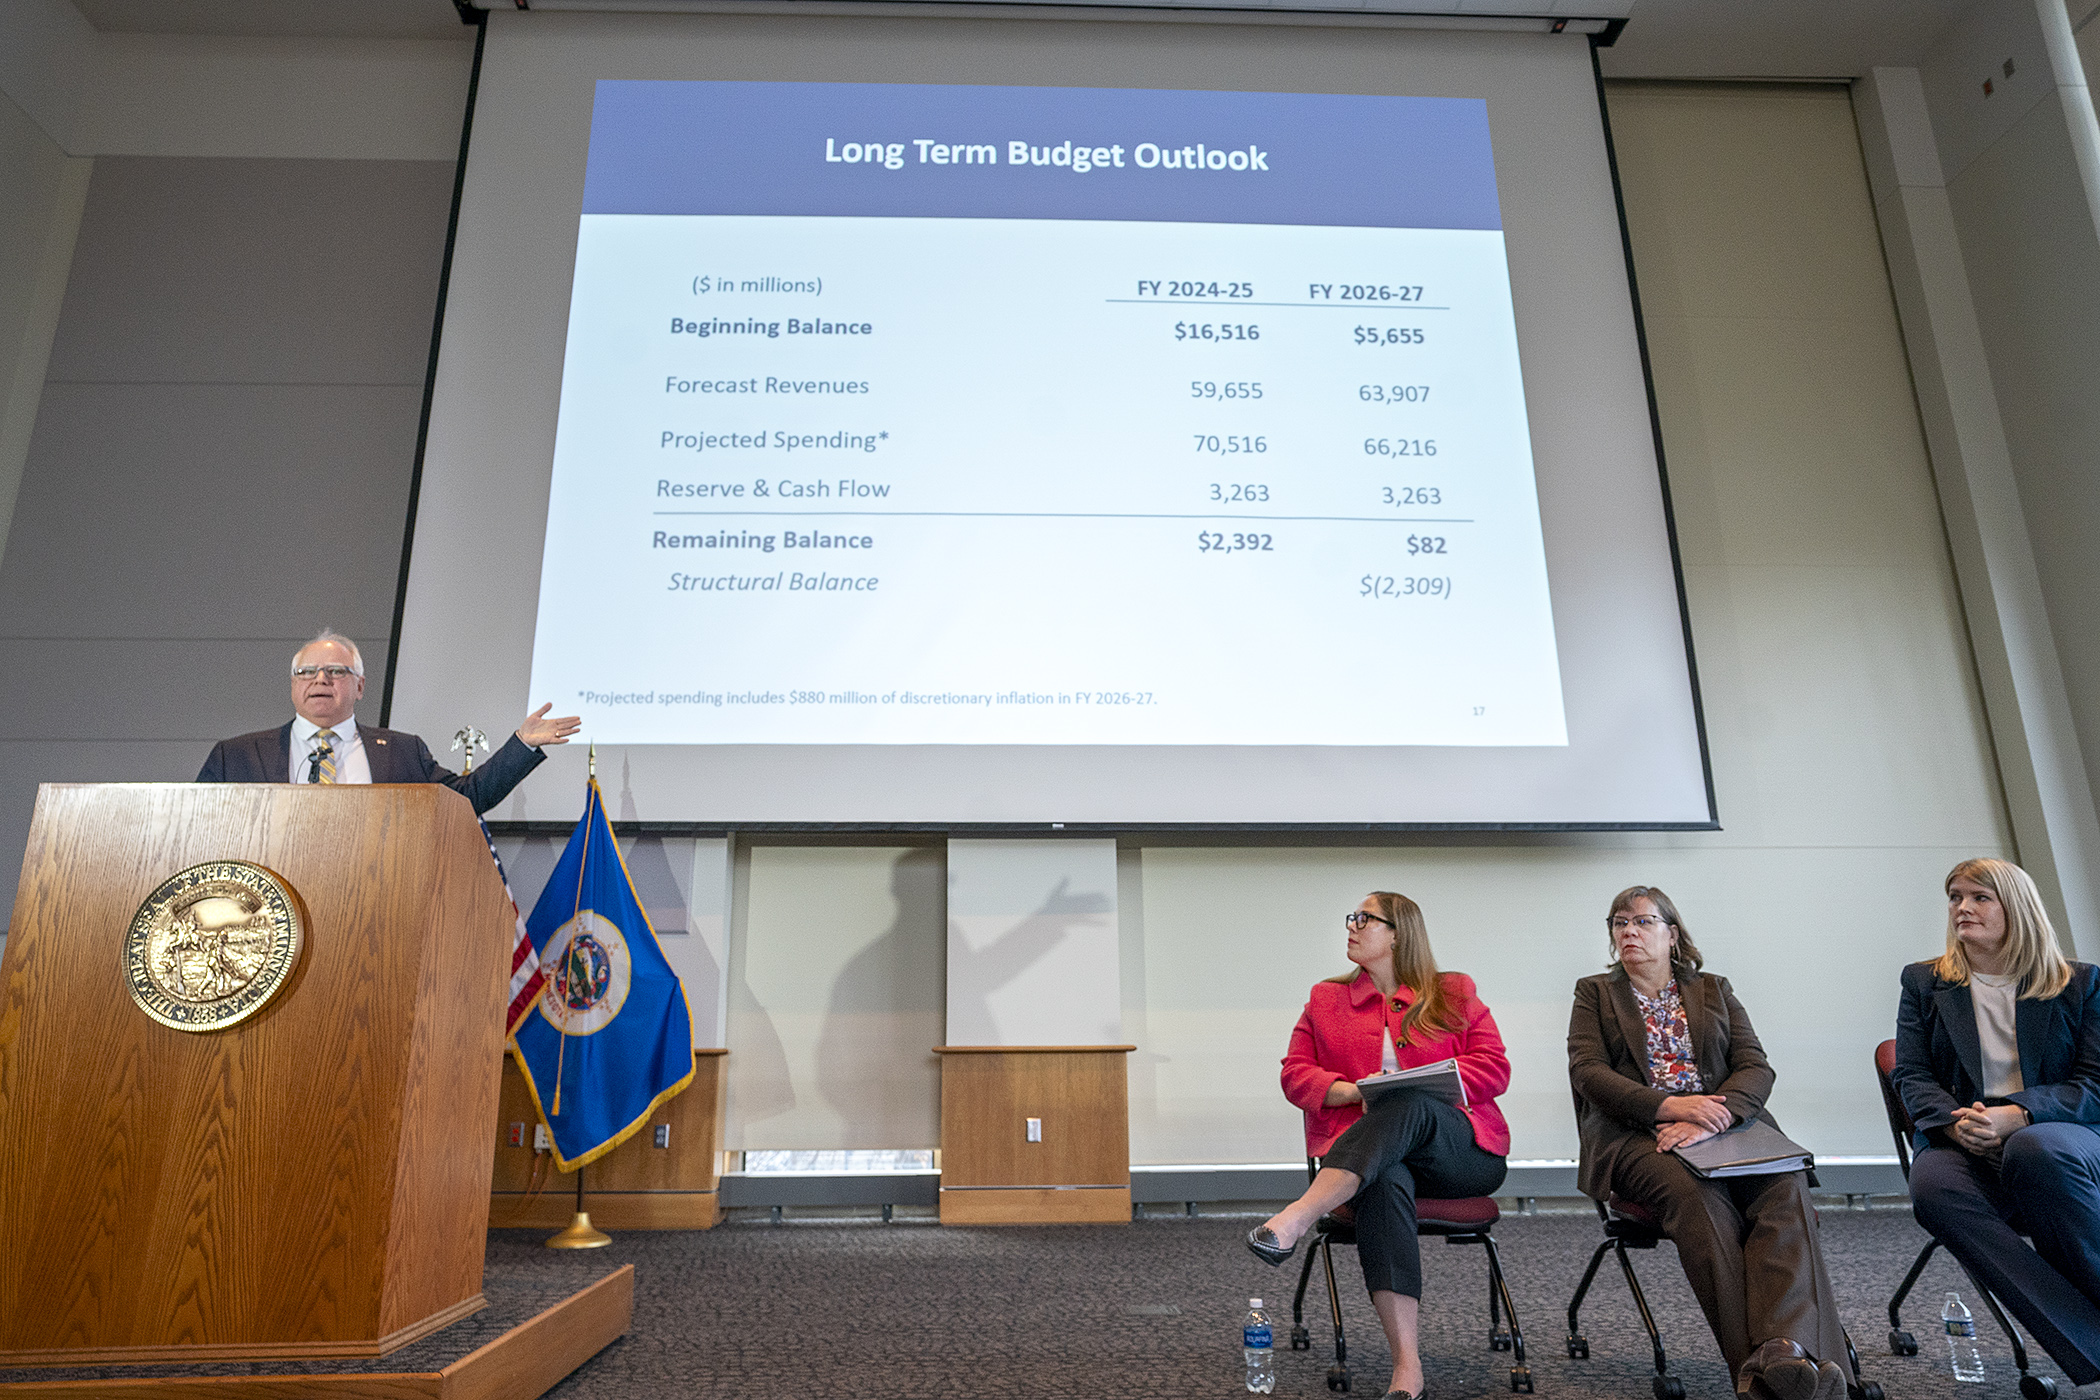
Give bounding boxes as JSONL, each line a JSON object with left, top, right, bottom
{"left": 1244, "top": 1325, "right": 1273, "bottom": 1349}
{"left": 1945, "top": 1321, "right": 1976, "bottom": 1338}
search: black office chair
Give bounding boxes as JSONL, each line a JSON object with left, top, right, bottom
{"left": 1875, "top": 1038, "right": 2058, "bottom": 1399}
{"left": 1565, "top": 1193, "right": 1684, "bottom": 1399}
{"left": 1563, "top": 1166, "right": 1882, "bottom": 1399}
{"left": 1286, "top": 1153, "right": 1532, "bottom": 1394}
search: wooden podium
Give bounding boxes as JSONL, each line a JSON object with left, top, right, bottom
{"left": 0, "top": 782, "right": 555, "bottom": 1368}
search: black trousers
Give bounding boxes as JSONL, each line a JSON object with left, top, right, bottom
{"left": 1320, "top": 1093, "right": 1506, "bottom": 1299}
{"left": 1911, "top": 1124, "right": 2100, "bottom": 1386}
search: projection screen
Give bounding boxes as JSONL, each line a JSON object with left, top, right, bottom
{"left": 390, "top": 9, "right": 1714, "bottom": 829}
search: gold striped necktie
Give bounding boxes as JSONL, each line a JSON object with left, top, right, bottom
{"left": 315, "top": 728, "right": 338, "bottom": 785}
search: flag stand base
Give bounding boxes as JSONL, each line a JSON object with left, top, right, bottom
{"left": 546, "top": 1211, "right": 612, "bottom": 1250}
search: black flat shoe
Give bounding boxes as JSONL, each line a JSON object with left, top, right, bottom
{"left": 1244, "top": 1225, "right": 1295, "bottom": 1266}
{"left": 1381, "top": 1388, "right": 1427, "bottom": 1400}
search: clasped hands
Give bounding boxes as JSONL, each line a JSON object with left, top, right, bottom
{"left": 1654, "top": 1093, "right": 1733, "bottom": 1153}
{"left": 1950, "top": 1101, "right": 2028, "bottom": 1158}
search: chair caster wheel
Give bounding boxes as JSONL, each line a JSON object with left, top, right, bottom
{"left": 1289, "top": 1326, "right": 1310, "bottom": 1351}
{"left": 1850, "top": 1383, "right": 1886, "bottom": 1400}
{"left": 1653, "top": 1378, "right": 1686, "bottom": 1400}
{"left": 2020, "top": 1375, "right": 2060, "bottom": 1400}
{"left": 1888, "top": 1328, "right": 1917, "bottom": 1356}
{"left": 1566, "top": 1335, "right": 1590, "bottom": 1359}
{"left": 1509, "top": 1365, "right": 1533, "bottom": 1393}
{"left": 1491, "top": 1328, "right": 1513, "bottom": 1352}
{"left": 1327, "top": 1365, "right": 1351, "bottom": 1392}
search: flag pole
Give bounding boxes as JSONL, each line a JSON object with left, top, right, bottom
{"left": 546, "top": 741, "right": 611, "bottom": 1249}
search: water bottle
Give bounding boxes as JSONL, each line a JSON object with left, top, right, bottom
{"left": 1943, "top": 1291, "right": 1985, "bottom": 1383}
{"left": 1243, "top": 1297, "right": 1276, "bottom": 1393}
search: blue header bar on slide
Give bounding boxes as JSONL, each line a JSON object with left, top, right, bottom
{"left": 581, "top": 80, "right": 1503, "bottom": 230}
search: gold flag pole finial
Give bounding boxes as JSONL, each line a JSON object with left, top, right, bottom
{"left": 588, "top": 741, "right": 597, "bottom": 780}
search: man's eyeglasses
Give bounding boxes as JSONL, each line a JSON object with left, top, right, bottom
{"left": 1345, "top": 911, "right": 1395, "bottom": 930}
{"left": 292, "top": 665, "right": 358, "bottom": 680}
{"left": 1608, "top": 914, "right": 1670, "bottom": 932}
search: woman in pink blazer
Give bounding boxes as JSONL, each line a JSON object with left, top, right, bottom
{"left": 1246, "top": 891, "right": 1512, "bottom": 1400}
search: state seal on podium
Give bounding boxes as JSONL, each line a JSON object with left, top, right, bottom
{"left": 124, "top": 859, "right": 304, "bottom": 1031}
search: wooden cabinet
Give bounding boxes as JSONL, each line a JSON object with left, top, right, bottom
{"left": 935, "top": 1046, "right": 1134, "bottom": 1224}
{"left": 490, "top": 1049, "right": 726, "bottom": 1229}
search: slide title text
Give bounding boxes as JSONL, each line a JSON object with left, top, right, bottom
{"left": 825, "top": 138, "right": 1272, "bottom": 173}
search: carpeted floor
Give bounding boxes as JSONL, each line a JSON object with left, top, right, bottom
{"left": 517, "top": 1203, "right": 2082, "bottom": 1399}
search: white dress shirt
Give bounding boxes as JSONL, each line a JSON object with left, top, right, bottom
{"left": 291, "top": 713, "right": 372, "bottom": 786}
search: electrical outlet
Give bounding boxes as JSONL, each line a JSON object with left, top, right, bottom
{"left": 507, "top": 1121, "right": 526, "bottom": 1148}
{"left": 533, "top": 1123, "right": 551, "bottom": 1152}
{"left": 653, "top": 1124, "right": 671, "bottom": 1148}
{"left": 1026, "top": 1117, "right": 1043, "bottom": 1143}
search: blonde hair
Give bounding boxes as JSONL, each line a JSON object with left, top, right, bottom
{"left": 1324, "top": 891, "right": 1463, "bottom": 1044}
{"left": 1934, "top": 857, "right": 2071, "bottom": 999}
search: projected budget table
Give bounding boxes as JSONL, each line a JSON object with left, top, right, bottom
{"left": 530, "top": 80, "right": 1567, "bottom": 748}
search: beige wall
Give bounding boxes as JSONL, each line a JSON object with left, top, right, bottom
{"left": 1927, "top": 6, "right": 2100, "bottom": 882}
{"left": 2081, "top": 8, "right": 2100, "bottom": 94}
{"left": 1125, "top": 83, "right": 2011, "bottom": 1166}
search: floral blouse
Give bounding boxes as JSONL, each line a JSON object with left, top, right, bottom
{"left": 1633, "top": 979, "right": 1704, "bottom": 1093}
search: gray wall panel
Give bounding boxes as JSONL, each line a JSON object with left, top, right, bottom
{"left": 44, "top": 157, "right": 454, "bottom": 387}
{"left": 0, "top": 636, "right": 386, "bottom": 742}
{"left": 0, "top": 383, "right": 421, "bottom": 637}
{"left": 0, "top": 156, "right": 454, "bottom": 928}
{"left": 1946, "top": 101, "right": 2100, "bottom": 842}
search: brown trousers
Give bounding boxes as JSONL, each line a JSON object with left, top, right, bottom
{"left": 1611, "top": 1147, "right": 1847, "bottom": 1378}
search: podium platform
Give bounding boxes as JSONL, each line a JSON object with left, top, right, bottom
{"left": 0, "top": 1261, "right": 632, "bottom": 1399}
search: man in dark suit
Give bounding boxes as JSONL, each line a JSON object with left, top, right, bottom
{"left": 196, "top": 630, "right": 581, "bottom": 816}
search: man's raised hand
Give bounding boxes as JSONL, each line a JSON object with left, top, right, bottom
{"left": 518, "top": 703, "right": 583, "bottom": 748}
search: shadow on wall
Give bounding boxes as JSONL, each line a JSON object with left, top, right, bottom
{"left": 727, "top": 943, "right": 797, "bottom": 1128}
{"left": 815, "top": 846, "right": 946, "bottom": 1134}
{"left": 946, "top": 875, "right": 1113, "bottom": 1046}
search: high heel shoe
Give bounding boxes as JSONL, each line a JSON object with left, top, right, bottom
{"left": 1244, "top": 1225, "right": 1296, "bottom": 1266}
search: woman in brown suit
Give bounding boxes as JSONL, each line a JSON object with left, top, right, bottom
{"left": 1567, "top": 885, "right": 1847, "bottom": 1400}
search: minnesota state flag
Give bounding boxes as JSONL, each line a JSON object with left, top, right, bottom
{"left": 513, "top": 776, "right": 694, "bottom": 1171}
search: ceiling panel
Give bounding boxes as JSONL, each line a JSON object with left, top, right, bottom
{"left": 69, "top": 0, "right": 1989, "bottom": 81}
{"left": 1603, "top": 0, "right": 1979, "bottom": 79}
{"left": 72, "top": 0, "right": 468, "bottom": 40}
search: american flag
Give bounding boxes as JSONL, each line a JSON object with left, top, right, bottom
{"left": 478, "top": 817, "right": 545, "bottom": 1035}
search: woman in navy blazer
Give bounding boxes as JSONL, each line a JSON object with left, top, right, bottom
{"left": 1893, "top": 856, "right": 2100, "bottom": 1385}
